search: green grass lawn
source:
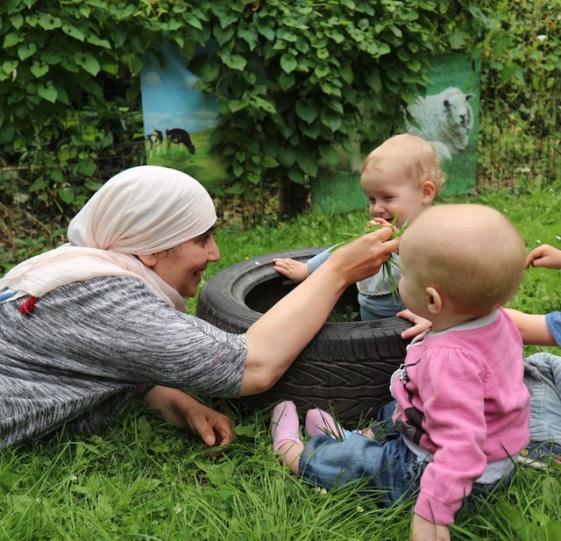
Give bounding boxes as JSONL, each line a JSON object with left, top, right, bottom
{"left": 1, "top": 183, "right": 561, "bottom": 540}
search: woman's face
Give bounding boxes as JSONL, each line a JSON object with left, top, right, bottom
{"left": 148, "top": 228, "right": 220, "bottom": 298}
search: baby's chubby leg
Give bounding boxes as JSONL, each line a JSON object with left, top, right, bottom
{"left": 270, "top": 401, "right": 304, "bottom": 474}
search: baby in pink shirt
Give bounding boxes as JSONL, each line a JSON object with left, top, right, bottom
{"left": 271, "top": 204, "right": 530, "bottom": 541}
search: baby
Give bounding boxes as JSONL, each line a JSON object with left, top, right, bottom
{"left": 271, "top": 204, "right": 530, "bottom": 541}
{"left": 274, "top": 133, "right": 446, "bottom": 321}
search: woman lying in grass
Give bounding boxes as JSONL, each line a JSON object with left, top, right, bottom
{"left": 0, "top": 165, "right": 398, "bottom": 449}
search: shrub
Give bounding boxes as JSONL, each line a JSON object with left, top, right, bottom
{"left": 0, "top": 0, "right": 494, "bottom": 216}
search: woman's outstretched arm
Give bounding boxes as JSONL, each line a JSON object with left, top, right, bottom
{"left": 241, "top": 227, "right": 399, "bottom": 395}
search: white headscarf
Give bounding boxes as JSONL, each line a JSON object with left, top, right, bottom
{"left": 0, "top": 166, "right": 217, "bottom": 310}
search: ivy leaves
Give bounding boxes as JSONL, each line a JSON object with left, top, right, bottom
{"left": 0, "top": 0, "right": 493, "bottom": 213}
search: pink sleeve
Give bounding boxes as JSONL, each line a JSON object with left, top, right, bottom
{"left": 414, "top": 347, "right": 487, "bottom": 525}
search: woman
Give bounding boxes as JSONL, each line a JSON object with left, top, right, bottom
{"left": 0, "top": 166, "right": 398, "bottom": 449}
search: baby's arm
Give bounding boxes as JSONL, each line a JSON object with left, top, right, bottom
{"left": 273, "top": 249, "right": 331, "bottom": 283}
{"left": 505, "top": 309, "right": 555, "bottom": 345}
{"left": 273, "top": 258, "right": 310, "bottom": 282}
{"left": 527, "top": 244, "right": 561, "bottom": 269}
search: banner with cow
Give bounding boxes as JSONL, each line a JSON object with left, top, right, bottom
{"left": 140, "top": 43, "right": 228, "bottom": 188}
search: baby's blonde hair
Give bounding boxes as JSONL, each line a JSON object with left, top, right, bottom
{"left": 400, "top": 204, "right": 526, "bottom": 315}
{"left": 362, "top": 133, "right": 446, "bottom": 194}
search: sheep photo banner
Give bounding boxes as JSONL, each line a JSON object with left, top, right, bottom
{"left": 405, "top": 52, "right": 481, "bottom": 196}
{"left": 311, "top": 52, "right": 481, "bottom": 214}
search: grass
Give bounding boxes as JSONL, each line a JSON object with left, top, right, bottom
{"left": 1, "top": 182, "right": 561, "bottom": 540}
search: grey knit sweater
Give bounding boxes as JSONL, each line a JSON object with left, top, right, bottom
{"left": 0, "top": 277, "right": 247, "bottom": 448}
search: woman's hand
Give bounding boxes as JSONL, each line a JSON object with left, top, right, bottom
{"left": 411, "top": 513, "right": 450, "bottom": 541}
{"left": 328, "top": 225, "right": 399, "bottom": 285}
{"left": 527, "top": 244, "right": 561, "bottom": 269}
{"left": 397, "top": 309, "right": 432, "bottom": 340}
{"left": 144, "top": 386, "right": 234, "bottom": 446}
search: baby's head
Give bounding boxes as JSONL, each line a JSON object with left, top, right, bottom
{"left": 360, "top": 134, "right": 445, "bottom": 227}
{"left": 398, "top": 204, "right": 526, "bottom": 324}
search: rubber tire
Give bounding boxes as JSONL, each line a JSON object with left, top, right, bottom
{"left": 197, "top": 248, "right": 410, "bottom": 426}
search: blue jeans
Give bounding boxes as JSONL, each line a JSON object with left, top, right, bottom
{"left": 299, "top": 401, "right": 511, "bottom": 509}
{"left": 299, "top": 401, "right": 422, "bottom": 507}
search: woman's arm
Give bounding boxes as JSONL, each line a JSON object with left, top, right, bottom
{"left": 241, "top": 227, "right": 399, "bottom": 395}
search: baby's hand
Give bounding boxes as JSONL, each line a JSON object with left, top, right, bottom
{"left": 370, "top": 217, "right": 393, "bottom": 229}
{"left": 397, "top": 309, "right": 432, "bottom": 340}
{"left": 527, "top": 244, "right": 561, "bottom": 269}
{"left": 411, "top": 513, "right": 450, "bottom": 541}
{"left": 273, "top": 258, "right": 310, "bottom": 282}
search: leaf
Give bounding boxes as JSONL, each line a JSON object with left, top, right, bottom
{"left": 0, "top": 126, "right": 14, "bottom": 144}
{"left": 296, "top": 101, "right": 318, "bottom": 124}
{"left": 302, "top": 123, "right": 320, "bottom": 139}
{"left": 238, "top": 29, "right": 257, "bottom": 50}
{"left": 86, "top": 35, "right": 112, "bottom": 49}
{"left": 340, "top": 64, "right": 353, "bottom": 84}
{"left": 37, "top": 83, "right": 58, "bottom": 103}
{"left": 255, "top": 20, "right": 275, "bottom": 41}
{"left": 297, "top": 153, "right": 318, "bottom": 177}
{"left": 320, "top": 110, "right": 342, "bottom": 132}
{"left": 222, "top": 54, "right": 247, "bottom": 71}
{"left": 288, "top": 168, "right": 305, "bottom": 184}
{"left": 263, "top": 156, "right": 279, "bottom": 168}
{"left": 62, "top": 23, "right": 86, "bottom": 42}
{"left": 74, "top": 53, "right": 100, "bottom": 76}
{"left": 3, "top": 32, "right": 22, "bottom": 48}
{"left": 17, "top": 43, "right": 37, "bottom": 61}
{"left": 10, "top": 14, "right": 24, "bottom": 30}
{"left": 1, "top": 60, "right": 18, "bottom": 75}
{"left": 278, "top": 147, "right": 296, "bottom": 167}
{"left": 30, "top": 61, "right": 49, "bottom": 78}
{"left": 185, "top": 13, "right": 203, "bottom": 30}
{"left": 278, "top": 72, "right": 294, "bottom": 91}
{"left": 37, "top": 13, "right": 62, "bottom": 30}
{"left": 280, "top": 53, "right": 297, "bottom": 74}
{"left": 228, "top": 99, "right": 247, "bottom": 113}
{"left": 58, "top": 187, "right": 75, "bottom": 204}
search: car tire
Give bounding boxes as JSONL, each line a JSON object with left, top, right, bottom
{"left": 197, "top": 248, "right": 410, "bottom": 426}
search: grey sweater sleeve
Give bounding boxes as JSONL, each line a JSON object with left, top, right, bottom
{"left": 0, "top": 277, "right": 247, "bottom": 447}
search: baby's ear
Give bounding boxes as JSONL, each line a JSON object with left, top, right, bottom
{"left": 421, "top": 180, "right": 437, "bottom": 203}
{"left": 425, "top": 286, "right": 442, "bottom": 315}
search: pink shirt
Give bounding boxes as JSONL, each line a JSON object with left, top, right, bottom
{"left": 390, "top": 308, "right": 530, "bottom": 525}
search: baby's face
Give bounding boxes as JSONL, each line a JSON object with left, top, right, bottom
{"left": 360, "top": 166, "right": 429, "bottom": 227}
{"left": 397, "top": 240, "right": 428, "bottom": 318}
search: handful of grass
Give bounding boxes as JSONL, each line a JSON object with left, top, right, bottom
{"left": 327, "top": 218, "right": 406, "bottom": 300}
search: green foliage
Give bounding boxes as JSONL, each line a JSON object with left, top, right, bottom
{"left": 0, "top": 0, "right": 206, "bottom": 214}
{"left": 0, "top": 0, "right": 493, "bottom": 214}
{"left": 478, "top": 0, "right": 561, "bottom": 190}
{"left": 190, "top": 1, "right": 493, "bottom": 192}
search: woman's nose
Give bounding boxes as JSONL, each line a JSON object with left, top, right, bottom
{"left": 207, "top": 235, "right": 220, "bottom": 261}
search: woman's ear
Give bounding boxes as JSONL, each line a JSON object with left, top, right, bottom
{"left": 137, "top": 254, "right": 159, "bottom": 268}
{"left": 425, "top": 286, "right": 442, "bottom": 315}
{"left": 421, "top": 181, "right": 437, "bottom": 204}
